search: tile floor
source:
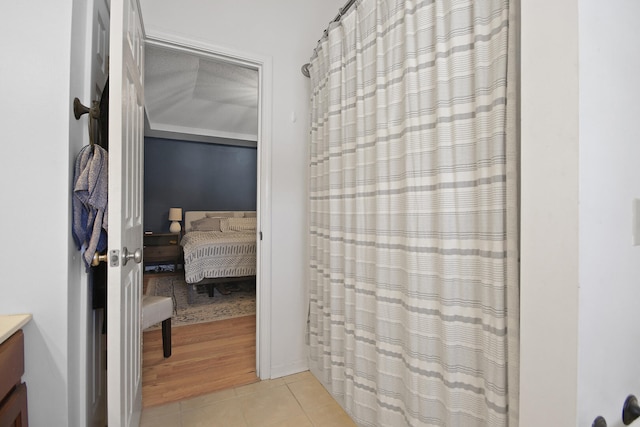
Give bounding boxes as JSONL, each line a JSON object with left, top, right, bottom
{"left": 140, "top": 370, "right": 358, "bottom": 427}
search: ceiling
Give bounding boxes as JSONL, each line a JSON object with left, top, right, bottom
{"left": 144, "top": 43, "right": 259, "bottom": 146}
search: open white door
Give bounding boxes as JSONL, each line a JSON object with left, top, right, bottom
{"left": 87, "top": 1, "right": 110, "bottom": 425}
{"left": 107, "top": 0, "right": 145, "bottom": 425}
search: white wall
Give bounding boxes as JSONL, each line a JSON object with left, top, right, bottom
{"left": 522, "top": 1, "right": 640, "bottom": 426}
{"left": 577, "top": 1, "right": 640, "bottom": 425}
{"left": 0, "top": 1, "right": 86, "bottom": 425}
{"left": 139, "top": 0, "right": 346, "bottom": 376}
{"left": 520, "top": 0, "right": 580, "bottom": 425}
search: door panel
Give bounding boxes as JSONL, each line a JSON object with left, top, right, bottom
{"left": 107, "top": 0, "right": 144, "bottom": 425}
{"left": 85, "top": 0, "right": 110, "bottom": 425}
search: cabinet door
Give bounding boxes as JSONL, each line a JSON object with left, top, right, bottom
{"left": 0, "top": 382, "right": 28, "bottom": 427}
{"left": 0, "top": 331, "right": 24, "bottom": 400}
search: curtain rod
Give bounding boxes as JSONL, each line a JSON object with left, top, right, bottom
{"left": 301, "top": 0, "right": 358, "bottom": 78}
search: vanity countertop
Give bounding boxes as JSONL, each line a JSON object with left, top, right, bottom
{"left": 0, "top": 314, "right": 32, "bottom": 345}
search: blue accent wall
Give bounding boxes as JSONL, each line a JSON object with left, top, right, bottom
{"left": 144, "top": 137, "right": 257, "bottom": 233}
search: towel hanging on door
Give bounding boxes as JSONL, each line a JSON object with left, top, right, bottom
{"left": 72, "top": 143, "right": 108, "bottom": 270}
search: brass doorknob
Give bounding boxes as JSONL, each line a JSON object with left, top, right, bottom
{"left": 91, "top": 252, "right": 108, "bottom": 266}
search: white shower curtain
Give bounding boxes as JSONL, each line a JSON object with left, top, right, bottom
{"left": 307, "top": 0, "right": 519, "bottom": 426}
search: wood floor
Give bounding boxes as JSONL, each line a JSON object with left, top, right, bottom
{"left": 142, "top": 315, "right": 259, "bottom": 408}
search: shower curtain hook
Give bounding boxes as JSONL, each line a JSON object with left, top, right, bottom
{"left": 301, "top": 63, "right": 311, "bottom": 78}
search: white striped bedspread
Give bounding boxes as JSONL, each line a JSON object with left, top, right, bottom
{"left": 180, "top": 230, "right": 256, "bottom": 284}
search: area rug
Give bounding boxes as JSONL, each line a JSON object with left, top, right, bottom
{"left": 145, "top": 275, "right": 256, "bottom": 328}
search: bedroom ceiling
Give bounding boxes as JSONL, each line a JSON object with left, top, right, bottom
{"left": 144, "top": 43, "right": 259, "bottom": 146}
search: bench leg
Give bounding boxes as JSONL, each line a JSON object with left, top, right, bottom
{"left": 161, "top": 318, "right": 172, "bottom": 358}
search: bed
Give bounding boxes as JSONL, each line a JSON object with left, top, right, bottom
{"left": 181, "top": 211, "right": 257, "bottom": 289}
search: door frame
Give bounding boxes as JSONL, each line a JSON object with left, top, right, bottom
{"left": 144, "top": 33, "right": 273, "bottom": 379}
{"left": 71, "top": 0, "right": 110, "bottom": 424}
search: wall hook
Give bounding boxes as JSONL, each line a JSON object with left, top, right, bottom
{"left": 73, "top": 98, "right": 100, "bottom": 120}
{"left": 73, "top": 98, "right": 100, "bottom": 147}
{"left": 623, "top": 395, "right": 640, "bottom": 425}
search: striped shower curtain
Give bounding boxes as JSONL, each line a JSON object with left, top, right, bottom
{"left": 307, "top": 0, "right": 519, "bottom": 426}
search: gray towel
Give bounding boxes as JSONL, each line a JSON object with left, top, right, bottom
{"left": 72, "top": 145, "right": 108, "bottom": 270}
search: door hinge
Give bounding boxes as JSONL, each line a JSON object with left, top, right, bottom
{"left": 260, "top": 231, "right": 263, "bottom": 241}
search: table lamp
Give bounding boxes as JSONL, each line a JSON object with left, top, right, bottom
{"left": 168, "top": 207, "right": 182, "bottom": 233}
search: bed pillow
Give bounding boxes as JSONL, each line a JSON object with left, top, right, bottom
{"left": 205, "top": 212, "right": 236, "bottom": 218}
{"left": 190, "top": 217, "right": 222, "bottom": 231}
{"left": 220, "top": 217, "right": 256, "bottom": 232}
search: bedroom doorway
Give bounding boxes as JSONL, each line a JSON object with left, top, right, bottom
{"left": 140, "top": 36, "right": 272, "bottom": 406}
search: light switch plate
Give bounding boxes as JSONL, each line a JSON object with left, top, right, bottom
{"left": 633, "top": 199, "right": 640, "bottom": 246}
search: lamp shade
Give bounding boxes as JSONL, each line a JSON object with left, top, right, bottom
{"left": 168, "top": 208, "right": 182, "bottom": 221}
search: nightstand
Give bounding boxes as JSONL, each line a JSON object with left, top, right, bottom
{"left": 143, "top": 233, "right": 183, "bottom": 272}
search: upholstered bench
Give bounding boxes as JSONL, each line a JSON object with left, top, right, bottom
{"left": 142, "top": 295, "right": 173, "bottom": 358}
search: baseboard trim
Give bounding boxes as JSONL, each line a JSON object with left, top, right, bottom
{"left": 270, "top": 359, "right": 309, "bottom": 379}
